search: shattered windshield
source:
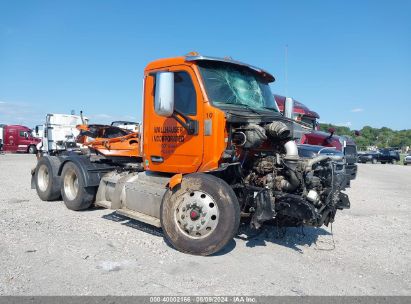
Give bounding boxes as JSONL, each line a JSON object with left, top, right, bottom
{"left": 198, "top": 61, "right": 278, "bottom": 112}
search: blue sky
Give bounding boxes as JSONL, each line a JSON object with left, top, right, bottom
{"left": 1, "top": 0, "right": 410, "bottom": 130}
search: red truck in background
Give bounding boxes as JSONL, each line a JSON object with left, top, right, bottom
{"left": 274, "top": 95, "right": 321, "bottom": 130}
{"left": 274, "top": 95, "right": 358, "bottom": 182}
{"left": 0, "top": 124, "right": 41, "bottom": 154}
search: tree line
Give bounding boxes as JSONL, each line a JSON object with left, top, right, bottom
{"left": 319, "top": 123, "right": 411, "bottom": 151}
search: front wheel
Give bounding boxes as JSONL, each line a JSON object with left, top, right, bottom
{"left": 160, "top": 173, "right": 240, "bottom": 256}
{"left": 372, "top": 158, "right": 377, "bottom": 164}
{"left": 28, "top": 145, "right": 37, "bottom": 154}
{"left": 61, "top": 162, "right": 96, "bottom": 211}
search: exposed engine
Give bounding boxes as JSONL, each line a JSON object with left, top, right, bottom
{"left": 230, "top": 121, "right": 350, "bottom": 229}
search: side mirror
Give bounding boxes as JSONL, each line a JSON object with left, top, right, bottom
{"left": 154, "top": 72, "right": 174, "bottom": 117}
{"left": 24, "top": 132, "right": 29, "bottom": 139}
{"left": 328, "top": 127, "right": 335, "bottom": 136}
{"left": 35, "top": 126, "right": 39, "bottom": 135}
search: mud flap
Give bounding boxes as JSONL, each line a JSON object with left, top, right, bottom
{"left": 30, "top": 168, "right": 36, "bottom": 189}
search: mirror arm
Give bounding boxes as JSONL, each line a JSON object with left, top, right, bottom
{"left": 172, "top": 110, "right": 198, "bottom": 136}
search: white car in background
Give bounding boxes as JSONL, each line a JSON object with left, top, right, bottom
{"left": 404, "top": 154, "right": 411, "bottom": 165}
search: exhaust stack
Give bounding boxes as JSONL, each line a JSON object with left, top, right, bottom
{"left": 284, "top": 97, "right": 294, "bottom": 119}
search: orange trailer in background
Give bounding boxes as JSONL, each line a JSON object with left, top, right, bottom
{"left": 76, "top": 124, "right": 141, "bottom": 158}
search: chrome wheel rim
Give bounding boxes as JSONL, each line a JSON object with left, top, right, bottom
{"left": 64, "top": 169, "right": 79, "bottom": 201}
{"left": 174, "top": 190, "right": 219, "bottom": 239}
{"left": 37, "top": 164, "right": 49, "bottom": 192}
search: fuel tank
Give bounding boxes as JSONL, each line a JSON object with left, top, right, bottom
{"left": 95, "top": 171, "right": 171, "bottom": 227}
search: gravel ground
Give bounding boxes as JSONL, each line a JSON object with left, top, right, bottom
{"left": 0, "top": 154, "right": 410, "bottom": 296}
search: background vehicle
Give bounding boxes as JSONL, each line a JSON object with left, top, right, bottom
{"left": 36, "top": 113, "right": 88, "bottom": 156}
{"left": 275, "top": 95, "right": 358, "bottom": 181}
{"left": 0, "top": 124, "right": 3, "bottom": 151}
{"left": 32, "top": 54, "right": 351, "bottom": 256}
{"left": 358, "top": 149, "right": 400, "bottom": 164}
{"left": 404, "top": 154, "right": 411, "bottom": 165}
{"left": 0, "top": 124, "right": 40, "bottom": 154}
{"left": 275, "top": 95, "right": 320, "bottom": 130}
{"left": 32, "top": 124, "right": 44, "bottom": 140}
{"left": 378, "top": 149, "right": 400, "bottom": 164}
{"left": 358, "top": 151, "right": 379, "bottom": 164}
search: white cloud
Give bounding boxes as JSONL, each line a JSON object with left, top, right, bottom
{"left": 87, "top": 113, "right": 139, "bottom": 124}
{"left": 93, "top": 113, "right": 113, "bottom": 119}
{"left": 336, "top": 121, "right": 352, "bottom": 127}
{"left": 123, "top": 115, "right": 137, "bottom": 121}
{"left": 351, "top": 108, "right": 364, "bottom": 113}
{"left": 0, "top": 101, "right": 139, "bottom": 127}
{"left": 0, "top": 100, "right": 44, "bottom": 126}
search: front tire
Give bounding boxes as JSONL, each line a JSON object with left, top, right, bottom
{"left": 61, "top": 162, "right": 96, "bottom": 211}
{"left": 160, "top": 173, "right": 240, "bottom": 256}
{"left": 372, "top": 158, "right": 377, "bottom": 164}
{"left": 28, "top": 145, "right": 37, "bottom": 154}
{"left": 34, "top": 156, "right": 62, "bottom": 201}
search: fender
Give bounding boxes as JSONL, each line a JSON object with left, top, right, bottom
{"left": 57, "top": 154, "right": 117, "bottom": 187}
{"left": 169, "top": 173, "right": 183, "bottom": 190}
{"left": 206, "top": 162, "right": 242, "bottom": 185}
{"left": 31, "top": 156, "right": 63, "bottom": 189}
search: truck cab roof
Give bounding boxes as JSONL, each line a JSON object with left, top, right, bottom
{"left": 274, "top": 95, "right": 320, "bottom": 119}
{"left": 145, "top": 54, "right": 275, "bottom": 82}
{"left": 4, "top": 125, "right": 32, "bottom": 131}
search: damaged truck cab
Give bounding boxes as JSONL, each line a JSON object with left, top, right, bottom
{"left": 33, "top": 54, "right": 350, "bottom": 255}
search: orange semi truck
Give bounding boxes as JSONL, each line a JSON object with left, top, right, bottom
{"left": 32, "top": 54, "right": 350, "bottom": 255}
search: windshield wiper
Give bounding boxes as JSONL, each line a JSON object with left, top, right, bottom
{"left": 261, "top": 106, "right": 278, "bottom": 112}
{"left": 220, "top": 102, "right": 263, "bottom": 115}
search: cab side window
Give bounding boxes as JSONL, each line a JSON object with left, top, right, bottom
{"left": 174, "top": 71, "right": 196, "bottom": 116}
{"left": 19, "top": 131, "right": 25, "bottom": 138}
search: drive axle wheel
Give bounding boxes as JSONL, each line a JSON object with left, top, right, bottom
{"left": 161, "top": 173, "right": 240, "bottom": 256}
{"left": 34, "top": 156, "right": 62, "bottom": 201}
{"left": 61, "top": 162, "right": 96, "bottom": 211}
{"left": 38, "top": 165, "right": 50, "bottom": 192}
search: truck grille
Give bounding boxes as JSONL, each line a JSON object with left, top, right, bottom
{"left": 344, "top": 145, "right": 357, "bottom": 164}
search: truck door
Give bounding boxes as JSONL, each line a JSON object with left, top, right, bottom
{"left": 143, "top": 66, "right": 204, "bottom": 174}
